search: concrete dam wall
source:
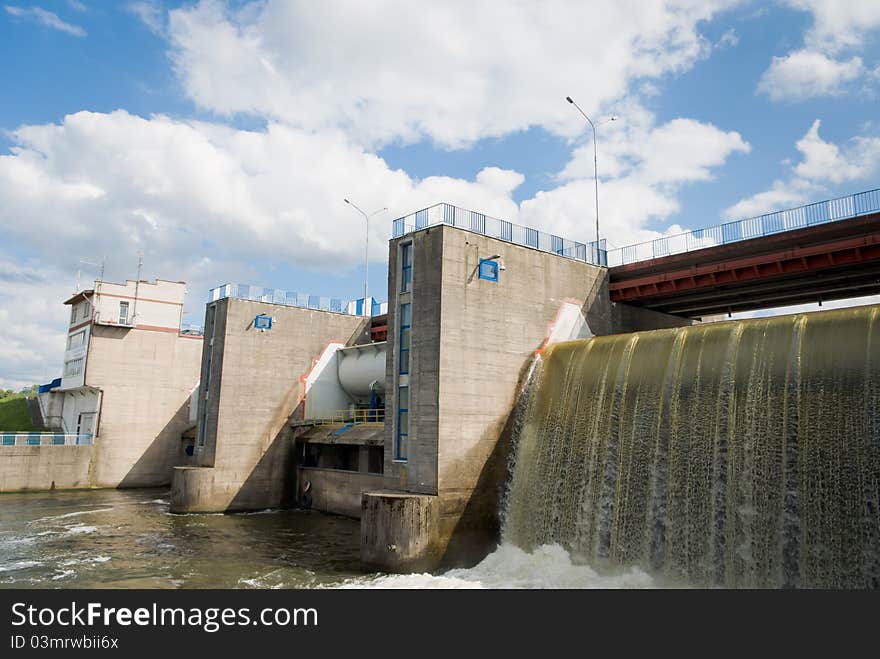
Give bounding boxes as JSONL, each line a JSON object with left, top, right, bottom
{"left": 504, "top": 305, "right": 880, "bottom": 588}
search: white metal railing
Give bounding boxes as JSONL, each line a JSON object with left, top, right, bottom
{"left": 0, "top": 432, "right": 94, "bottom": 446}
{"left": 606, "top": 188, "right": 880, "bottom": 267}
{"left": 391, "top": 203, "right": 608, "bottom": 266}
{"left": 208, "top": 283, "right": 381, "bottom": 317}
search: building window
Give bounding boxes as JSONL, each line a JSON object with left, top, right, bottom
{"left": 63, "top": 358, "right": 84, "bottom": 377}
{"left": 199, "top": 304, "right": 217, "bottom": 448}
{"left": 399, "top": 303, "right": 411, "bottom": 375}
{"left": 118, "top": 301, "right": 130, "bottom": 325}
{"left": 67, "top": 330, "right": 85, "bottom": 350}
{"left": 396, "top": 385, "right": 409, "bottom": 461}
{"left": 400, "top": 241, "right": 413, "bottom": 293}
{"left": 73, "top": 301, "right": 88, "bottom": 322}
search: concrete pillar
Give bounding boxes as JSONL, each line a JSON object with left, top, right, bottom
{"left": 169, "top": 466, "right": 219, "bottom": 513}
{"left": 358, "top": 445, "right": 370, "bottom": 473}
{"left": 360, "top": 492, "right": 442, "bottom": 573}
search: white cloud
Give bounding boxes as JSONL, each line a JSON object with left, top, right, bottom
{"left": 0, "top": 260, "right": 71, "bottom": 389}
{"left": 792, "top": 119, "right": 880, "bottom": 182}
{"left": 165, "top": 0, "right": 741, "bottom": 148}
{"left": 0, "top": 110, "right": 532, "bottom": 388}
{"left": 4, "top": 5, "right": 86, "bottom": 37}
{"left": 0, "top": 109, "right": 523, "bottom": 291}
{"left": 716, "top": 28, "right": 739, "bottom": 49}
{"left": 782, "top": 0, "right": 880, "bottom": 54}
{"left": 67, "top": 0, "right": 86, "bottom": 12}
{"left": 724, "top": 119, "right": 880, "bottom": 219}
{"left": 543, "top": 107, "right": 749, "bottom": 247}
{"left": 0, "top": 0, "right": 761, "bottom": 387}
{"left": 722, "top": 178, "right": 817, "bottom": 220}
{"left": 520, "top": 178, "right": 684, "bottom": 251}
{"left": 731, "top": 293, "right": 880, "bottom": 321}
{"left": 127, "top": 1, "right": 163, "bottom": 35}
{"left": 757, "top": 2, "right": 880, "bottom": 102}
{"left": 0, "top": 103, "right": 753, "bottom": 388}
{"left": 758, "top": 50, "right": 864, "bottom": 101}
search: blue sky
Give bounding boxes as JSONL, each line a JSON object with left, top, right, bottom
{"left": 1, "top": 0, "right": 880, "bottom": 388}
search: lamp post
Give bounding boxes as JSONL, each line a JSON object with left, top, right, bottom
{"left": 344, "top": 199, "right": 388, "bottom": 314}
{"left": 566, "top": 96, "right": 616, "bottom": 265}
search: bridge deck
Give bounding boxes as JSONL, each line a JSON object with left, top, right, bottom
{"left": 608, "top": 212, "right": 880, "bottom": 318}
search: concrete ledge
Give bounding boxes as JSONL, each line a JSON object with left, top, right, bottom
{"left": 299, "top": 467, "right": 385, "bottom": 518}
{"left": 0, "top": 445, "right": 94, "bottom": 493}
{"left": 360, "top": 491, "right": 443, "bottom": 573}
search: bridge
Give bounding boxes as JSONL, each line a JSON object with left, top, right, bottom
{"left": 607, "top": 188, "right": 880, "bottom": 318}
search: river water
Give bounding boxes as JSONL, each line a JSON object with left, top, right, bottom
{"left": 0, "top": 488, "right": 660, "bottom": 589}
{"left": 0, "top": 488, "right": 362, "bottom": 589}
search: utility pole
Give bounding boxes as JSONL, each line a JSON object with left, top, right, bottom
{"left": 131, "top": 251, "right": 143, "bottom": 326}
{"left": 566, "top": 96, "right": 617, "bottom": 265}
{"left": 344, "top": 199, "right": 388, "bottom": 314}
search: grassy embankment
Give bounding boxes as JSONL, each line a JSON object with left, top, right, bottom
{"left": 0, "top": 394, "right": 40, "bottom": 431}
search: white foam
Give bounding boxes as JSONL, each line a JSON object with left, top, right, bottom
{"left": 51, "top": 569, "right": 76, "bottom": 581}
{"left": 340, "top": 544, "right": 658, "bottom": 589}
{"left": 59, "top": 555, "right": 112, "bottom": 567}
{"left": 0, "top": 560, "right": 42, "bottom": 573}
{"left": 238, "top": 572, "right": 287, "bottom": 589}
{"left": 28, "top": 508, "right": 116, "bottom": 524}
{"left": 65, "top": 525, "right": 98, "bottom": 535}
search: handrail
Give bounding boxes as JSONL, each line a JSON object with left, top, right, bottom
{"left": 208, "top": 283, "right": 381, "bottom": 317}
{"left": 391, "top": 202, "right": 608, "bottom": 266}
{"left": 298, "top": 410, "right": 385, "bottom": 426}
{"left": 0, "top": 432, "right": 94, "bottom": 446}
{"left": 607, "top": 188, "right": 880, "bottom": 267}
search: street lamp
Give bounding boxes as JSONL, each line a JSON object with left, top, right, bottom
{"left": 566, "top": 96, "right": 617, "bottom": 265}
{"left": 344, "top": 198, "right": 388, "bottom": 313}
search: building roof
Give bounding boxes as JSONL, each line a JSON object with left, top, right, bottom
{"left": 63, "top": 290, "right": 94, "bottom": 306}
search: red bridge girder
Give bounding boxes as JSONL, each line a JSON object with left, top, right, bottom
{"left": 608, "top": 213, "right": 880, "bottom": 317}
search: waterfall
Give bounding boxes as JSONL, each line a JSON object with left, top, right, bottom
{"left": 503, "top": 306, "right": 880, "bottom": 588}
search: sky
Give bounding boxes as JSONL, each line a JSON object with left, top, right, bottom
{"left": 1, "top": 0, "right": 880, "bottom": 389}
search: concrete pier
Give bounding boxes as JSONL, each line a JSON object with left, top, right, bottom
{"left": 170, "top": 296, "right": 368, "bottom": 513}
{"left": 358, "top": 220, "right": 698, "bottom": 572}
{"left": 362, "top": 224, "right": 611, "bottom": 571}
{"left": 360, "top": 492, "right": 442, "bottom": 573}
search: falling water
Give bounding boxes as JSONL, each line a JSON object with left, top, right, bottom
{"left": 503, "top": 306, "right": 880, "bottom": 588}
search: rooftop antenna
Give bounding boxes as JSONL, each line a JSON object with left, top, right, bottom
{"left": 131, "top": 251, "right": 143, "bottom": 326}
{"left": 79, "top": 257, "right": 105, "bottom": 321}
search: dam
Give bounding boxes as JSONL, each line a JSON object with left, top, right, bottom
{"left": 3, "top": 189, "right": 879, "bottom": 588}
{"left": 504, "top": 306, "right": 880, "bottom": 588}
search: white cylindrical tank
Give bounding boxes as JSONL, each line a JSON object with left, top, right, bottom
{"left": 337, "top": 342, "right": 387, "bottom": 399}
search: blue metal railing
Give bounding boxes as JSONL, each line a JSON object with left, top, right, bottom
{"left": 392, "top": 203, "right": 608, "bottom": 266}
{"left": 607, "top": 188, "right": 880, "bottom": 267}
{"left": 208, "top": 283, "right": 377, "bottom": 316}
{"left": 0, "top": 432, "right": 94, "bottom": 447}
